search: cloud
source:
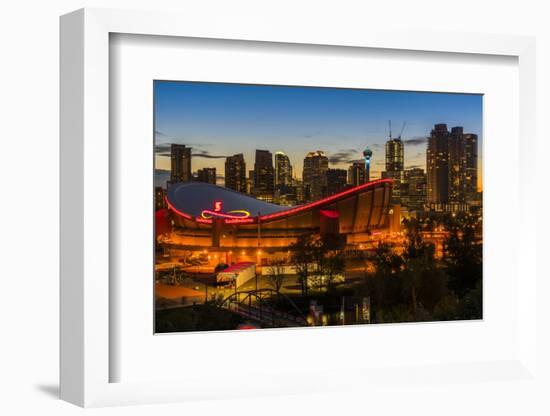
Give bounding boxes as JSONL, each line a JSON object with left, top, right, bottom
{"left": 405, "top": 164, "right": 424, "bottom": 170}
{"left": 403, "top": 136, "right": 428, "bottom": 145}
{"left": 155, "top": 143, "right": 171, "bottom": 153}
{"left": 192, "top": 150, "right": 229, "bottom": 159}
{"left": 328, "top": 149, "right": 359, "bottom": 165}
{"left": 155, "top": 143, "right": 218, "bottom": 157}
{"left": 155, "top": 130, "right": 166, "bottom": 137}
{"left": 302, "top": 131, "right": 322, "bottom": 139}
{"left": 155, "top": 140, "right": 213, "bottom": 150}
{"left": 187, "top": 142, "right": 213, "bottom": 148}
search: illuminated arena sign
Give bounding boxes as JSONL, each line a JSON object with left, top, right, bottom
{"left": 199, "top": 201, "right": 254, "bottom": 224}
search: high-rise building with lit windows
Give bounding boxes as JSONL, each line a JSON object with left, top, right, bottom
{"left": 348, "top": 160, "right": 366, "bottom": 187}
{"left": 385, "top": 138, "right": 404, "bottom": 172}
{"left": 170, "top": 144, "right": 192, "bottom": 184}
{"left": 383, "top": 136, "right": 404, "bottom": 204}
{"left": 427, "top": 123, "right": 450, "bottom": 204}
{"left": 303, "top": 151, "right": 329, "bottom": 202}
{"left": 254, "top": 150, "right": 275, "bottom": 202}
{"left": 463, "top": 133, "right": 478, "bottom": 202}
{"left": 448, "top": 126, "right": 465, "bottom": 203}
{"left": 196, "top": 167, "right": 216, "bottom": 185}
{"left": 274, "top": 151, "right": 293, "bottom": 187}
{"left": 426, "top": 124, "right": 478, "bottom": 212}
{"left": 401, "top": 168, "right": 427, "bottom": 211}
{"left": 326, "top": 168, "right": 348, "bottom": 196}
{"left": 246, "top": 170, "right": 254, "bottom": 195}
{"left": 225, "top": 153, "right": 247, "bottom": 193}
{"left": 381, "top": 170, "right": 403, "bottom": 205}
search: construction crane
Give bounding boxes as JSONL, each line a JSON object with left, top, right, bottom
{"left": 388, "top": 120, "right": 407, "bottom": 140}
{"left": 397, "top": 121, "right": 407, "bottom": 140}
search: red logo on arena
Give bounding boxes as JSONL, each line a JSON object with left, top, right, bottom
{"left": 200, "top": 201, "right": 251, "bottom": 221}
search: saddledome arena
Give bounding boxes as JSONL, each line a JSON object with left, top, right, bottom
{"left": 162, "top": 179, "right": 397, "bottom": 264}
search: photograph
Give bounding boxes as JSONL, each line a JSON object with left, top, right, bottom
{"left": 154, "top": 80, "right": 483, "bottom": 333}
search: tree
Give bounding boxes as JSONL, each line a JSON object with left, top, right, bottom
{"left": 443, "top": 214, "right": 482, "bottom": 297}
{"left": 457, "top": 279, "right": 482, "bottom": 320}
{"left": 367, "top": 242, "right": 404, "bottom": 311}
{"left": 401, "top": 244, "right": 447, "bottom": 315}
{"left": 401, "top": 218, "right": 447, "bottom": 317}
{"left": 369, "top": 242, "right": 403, "bottom": 274}
{"left": 266, "top": 259, "right": 285, "bottom": 293}
{"left": 289, "top": 234, "right": 316, "bottom": 296}
{"left": 311, "top": 234, "right": 345, "bottom": 291}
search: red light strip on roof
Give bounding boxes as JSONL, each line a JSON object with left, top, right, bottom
{"left": 259, "top": 179, "right": 392, "bottom": 221}
{"left": 165, "top": 179, "right": 392, "bottom": 223}
{"left": 164, "top": 195, "right": 193, "bottom": 220}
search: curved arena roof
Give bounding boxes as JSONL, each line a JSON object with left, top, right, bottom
{"left": 166, "top": 179, "right": 393, "bottom": 228}
{"left": 166, "top": 182, "right": 287, "bottom": 219}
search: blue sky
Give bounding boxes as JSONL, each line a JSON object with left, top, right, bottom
{"left": 154, "top": 80, "right": 482, "bottom": 186}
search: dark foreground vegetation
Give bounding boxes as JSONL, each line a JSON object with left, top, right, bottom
{"left": 155, "top": 304, "right": 244, "bottom": 333}
{"left": 363, "top": 214, "right": 483, "bottom": 323}
{"left": 285, "top": 213, "right": 482, "bottom": 324}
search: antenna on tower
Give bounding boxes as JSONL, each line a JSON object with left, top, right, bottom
{"left": 388, "top": 120, "right": 392, "bottom": 139}
{"left": 398, "top": 121, "right": 407, "bottom": 139}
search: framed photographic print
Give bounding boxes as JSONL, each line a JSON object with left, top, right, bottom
{"left": 153, "top": 81, "right": 483, "bottom": 334}
{"left": 60, "top": 8, "right": 538, "bottom": 408}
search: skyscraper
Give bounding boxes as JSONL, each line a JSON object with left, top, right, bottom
{"left": 381, "top": 170, "right": 403, "bottom": 204}
{"left": 427, "top": 124, "right": 450, "bottom": 204}
{"left": 291, "top": 177, "right": 305, "bottom": 204}
{"left": 225, "top": 153, "right": 247, "bottom": 193}
{"left": 196, "top": 167, "right": 216, "bottom": 185}
{"left": 274, "top": 151, "right": 293, "bottom": 187}
{"left": 448, "top": 126, "right": 465, "bottom": 203}
{"left": 385, "top": 137, "right": 404, "bottom": 172}
{"left": 326, "top": 168, "right": 348, "bottom": 196}
{"left": 401, "top": 168, "right": 427, "bottom": 211}
{"left": 303, "top": 151, "right": 329, "bottom": 202}
{"left": 348, "top": 160, "right": 366, "bottom": 187}
{"left": 383, "top": 136, "right": 404, "bottom": 204}
{"left": 246, "top": 169, "right": 255, "bottom": 195}
{"left": 463, "top": 133, "right": 478, "bottom": 203}
{"left": 170, "top": 144, "right": 192, "bottom": 184}
{"left": 426, "top": 124, "right": 478, "bottom": 211}
{"left": 254, "top": 150, "right": 275, "bottom": 202}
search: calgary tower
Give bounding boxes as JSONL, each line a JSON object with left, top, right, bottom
{"left": 362, "top": 146, "right": 373, "bottom": 182}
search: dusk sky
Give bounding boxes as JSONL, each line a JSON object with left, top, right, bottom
{"left": 154, "top": 81, "right": 483, "bottom": 188}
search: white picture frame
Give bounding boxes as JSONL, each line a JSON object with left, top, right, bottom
{"left": 60, "top": 8, "right": 538, "bottom": 407}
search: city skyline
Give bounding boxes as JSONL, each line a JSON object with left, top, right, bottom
{"left": 154, "top": 81, "right": 483, "bottom": 332}
{"left": 154, "top": 81, "right": 483, "bottom": 189}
